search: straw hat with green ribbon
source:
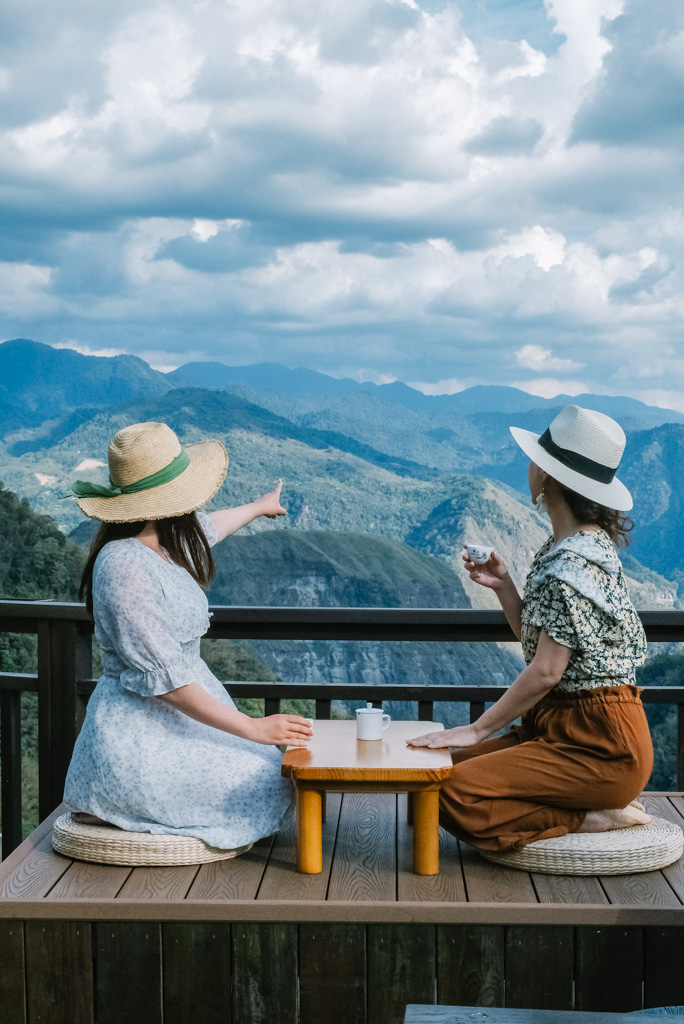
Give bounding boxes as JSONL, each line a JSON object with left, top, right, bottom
{"left": 72, "top": 422, "right": 228, "bottom": 523}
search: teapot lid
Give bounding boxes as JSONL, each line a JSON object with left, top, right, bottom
{"left": 357, "top": 701, "right": 382, "bottom": 714}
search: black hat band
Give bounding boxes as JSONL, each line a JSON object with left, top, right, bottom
{"left": 537, "top": 428, "right": 617, "bottom": 484}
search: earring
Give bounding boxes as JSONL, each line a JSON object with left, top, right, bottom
{"left": 534, "top": 487, "right": 549, "bottom": 515}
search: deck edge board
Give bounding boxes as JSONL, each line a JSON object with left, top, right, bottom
{"left": 1, "top": 898, "right": 683, "bottom": 924}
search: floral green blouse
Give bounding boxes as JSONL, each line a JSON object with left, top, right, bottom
{"left": 521, "top": 529, "right": 647, "bottom": 692}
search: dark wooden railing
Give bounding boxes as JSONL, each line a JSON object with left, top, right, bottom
{"left": 2, "top": 600, "right": 684, "bottom": 859}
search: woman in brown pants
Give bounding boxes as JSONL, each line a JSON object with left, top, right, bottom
{"left": 409, "top": 405, "right": 653, "bottom": 852}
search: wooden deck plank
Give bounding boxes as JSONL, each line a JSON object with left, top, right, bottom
{"left": 2, "top": 898, "right": 684, "bottom": 924}
{"left": 299, "top": 924, "right": 367, "bottom": 1024}
{"left": 505, "top": 926, "right": 574, "bottom": 1010}
{"left": 327, "top": 793, "right": 396, "bottom": 902}
{"left": 116, "top": 864, "right": 200, "bottom": 901}
{"left": 458, "top": 841, "right": 538, "bottom": 904}
{"left": 46, "top": 860, "right": 131, "bottom": 900}
{"left": 25, "top": 921, "right": 93, "bottom": 1024}
{"left": 575, "top": 927, "right": 644, "bottom": 1012}
{"left": 186, "top": 833, "right": 274, "bottom": 901}
{"left": 0, "top": 921, "right": 26, "bottom": 1024}
{"left": 532, "top": 873, "right": 608, "bottom": 905}
{"left": 600, "top": 869, "right": 681, "bottom": 908}
{"left": 95, "top": 922, "right": 162, "bottom": 1024}
{"left": 668, "top": 795, "right": 684, "bottom": 821}
{"left": 397, "top": 795, "right": 466, "bottom": 903}
{"left": 231, "top": 923, "right": 298, "bottom": 1024}
{"left": 368, "top": 923, "right": 436, "bottom": 1024}
{"left": 0, "top": 831, "right": 72, "bottom": 900}
{"left": 639, "top": 795, "right": 684, "bottom": 903}
{"left": 162, "top": 922, "right": 231, "bottom": 1024}
{"left": 436, "top": 925, "right": 504, "bottom": 1008}
{"left": 644, "top": 927, "right": 684, "bottom": 1009}
{"left": 0, "top": 806, "right": 63, "bottom": 886}
{"left": 258, "top": 793, "right": 342, "bottom": 902}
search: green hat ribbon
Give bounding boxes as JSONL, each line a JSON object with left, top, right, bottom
{"left": 72, "top": 450, "right": 190, "bottom": 499}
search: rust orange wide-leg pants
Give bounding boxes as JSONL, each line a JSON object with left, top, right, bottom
{"left": 439, "top": 684, "right": 654, "bottom": 852}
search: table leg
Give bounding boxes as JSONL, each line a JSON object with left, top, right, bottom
{"left": 322, "top": 791, "right": 327, "bottom": 825}
{"left": 412, "top": 789, "right": 439, "bottom": 875}
{"left": 296, "top": 789, "right": 323, "bottom": 874}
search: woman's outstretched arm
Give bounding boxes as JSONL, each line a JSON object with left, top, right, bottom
{"left": 158, "top": 682, "right": 312, "bottom": 746}
{"left": 408, "top": 630, "right": 571, "bottom": 748}
{"left": 463, "top": 549, "right": 523, "bottom": 639}
{"left": 207, "top": 480, "right": 287, "bottom": 543}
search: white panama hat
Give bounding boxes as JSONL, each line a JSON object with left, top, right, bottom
{"left": 509, "top": 405, "right": 633, "bottom": 512}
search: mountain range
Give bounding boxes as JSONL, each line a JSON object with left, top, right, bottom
{"left": 0, "top": 335, "right": 682, "bottom": 605}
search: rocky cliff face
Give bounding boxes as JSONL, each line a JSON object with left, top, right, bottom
{"left": 208, "top": 529, "right": 523, "bottom": 710}
{"left": 407, "top": 475, "right": 677, "bottom": 610}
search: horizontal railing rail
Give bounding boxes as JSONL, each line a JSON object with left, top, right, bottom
{"left": 2, "top": 600, "right": 684, "bottom": 859}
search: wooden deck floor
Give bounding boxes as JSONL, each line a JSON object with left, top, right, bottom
{"left": 2, "top": 792, "right": 684, "bottom": 925}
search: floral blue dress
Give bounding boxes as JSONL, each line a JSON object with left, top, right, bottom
{"left": 63, "top": 511, "right": 293, "bottom": 848}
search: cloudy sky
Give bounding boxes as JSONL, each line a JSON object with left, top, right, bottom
{"left": 1, "top": 0, "right": 683, "bottom": 404}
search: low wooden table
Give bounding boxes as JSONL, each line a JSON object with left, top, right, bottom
{"left": 281, "top": 720, "right": 452, "bottom": 875}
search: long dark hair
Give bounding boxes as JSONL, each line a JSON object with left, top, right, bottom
{"left": 80, "top": 512, "right": 215, "bottom": 616}
{"left": 558, "top": 484, "right": 633, "bottom": 548}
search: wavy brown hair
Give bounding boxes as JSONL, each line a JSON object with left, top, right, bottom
{"left": 79, "top": 512, "right": 215, "bottom": 616}
{"left": 557, "top": 484, "right": 633, "bottom": 548}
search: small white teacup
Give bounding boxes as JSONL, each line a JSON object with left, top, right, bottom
{"left": 465, "top": 543, "right": 494, "bottom": 565}
{"left": 356, "top": 703, "right": 391, "bottom": 741}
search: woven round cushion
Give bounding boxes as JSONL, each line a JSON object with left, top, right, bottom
{"left": 479, "top": 817, "right": 684, "bottom": 876}
{"left": 52, "top": 814, "right": 254, "bottom": 867}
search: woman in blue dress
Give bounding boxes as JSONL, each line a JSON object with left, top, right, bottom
{"left": 64, "top": 420, "right": 312, "bottom": 851}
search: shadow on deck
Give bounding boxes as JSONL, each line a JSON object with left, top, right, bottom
{"left": 1, "top": 792, "right": 684, "bottom": 1024}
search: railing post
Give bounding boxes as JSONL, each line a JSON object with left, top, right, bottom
{"left": 1, "top": 690, "right": 23, "bottom": 857}
{"left": 678, "top": 705, "right": 684, "bottom": 792}
{"left": 38, "top": 616, "right": 92, "bottom": 819}
{"left": 315, "top": 699, "right": 331, "bottom": 720}
{"left": 418, "top": 701, "right": 434, "bottom": 721}
{"left": 470, "top": 701, "right": 485, "bottom": 723}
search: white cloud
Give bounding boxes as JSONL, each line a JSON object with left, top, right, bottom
{"left": 191, "top": 220, "right": 219, "bottom": 243}
{"left": 52, "top": 340, "right": 127, "bottom": 358}
{"left": 408, "top": 377, "right": 465, "bottom": 395}
{"left": 515, "top": 344, "right": 585, "bottom": 373}
{"left": 348, "top": 369, "right": 398, "bottom": 385}
{"left": 0, "top": 0, "right": 682, "bottom": 397}
{"left": 0, "top": 262, "right": 55, "bottom": 316}
{"left": 630, "top": 390, "right": 684, "bottom": 415}
{"left": 493, "top": 226, "right": 566, "bottom": 271}
{"left": 512, "top": 377, "right": 590, "bottom": 399}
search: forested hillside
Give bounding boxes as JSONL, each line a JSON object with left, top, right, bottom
{"left": 0, "top": 482, "right": 85, "bottom": 837}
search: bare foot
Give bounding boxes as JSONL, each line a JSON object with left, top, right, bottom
{"left": 579, "top": 806, "right": 651, "bottom": 833}
{"left": 629, "top": 799, "right": 646, "bottom": 813}
{"left": 71, "top": 812, "right": 113, "bottom": 827}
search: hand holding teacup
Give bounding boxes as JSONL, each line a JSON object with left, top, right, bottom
{"left": 463, "top": 542, "right": 509, "bottom": 591}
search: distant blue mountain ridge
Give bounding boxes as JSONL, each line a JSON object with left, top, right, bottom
{"left": 169, "top": 357, "right": 684, "bottom": 427}
{"left": 2, "top": 338, "right": 682, "bottom": 436}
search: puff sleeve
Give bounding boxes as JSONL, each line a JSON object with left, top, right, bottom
{"left": 525, "top": 576, "right": 580, "bottom": 650}
{"left": 93, "top": 548, "right": 198, "bottom": 697}
{"left": 196, "top": 510, "right": 219, "bottom": 547}
{"left": 526, "top": 574, "right": 623, "bottom": 657}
